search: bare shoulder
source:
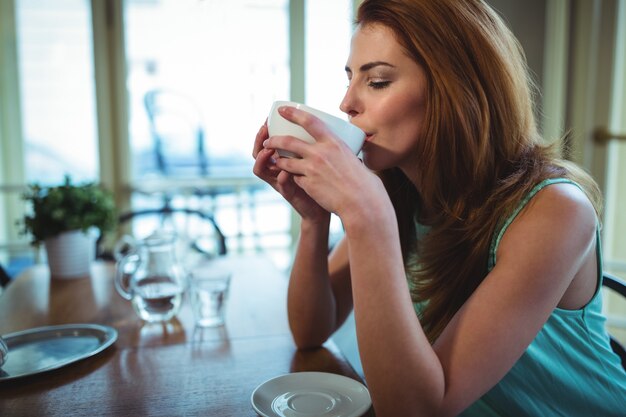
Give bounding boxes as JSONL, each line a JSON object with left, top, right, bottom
{"left": 527, "top": 182, "right": 597, "bottom": 232}
{"left": 493, "top": 182, "right": 600, "bottom": 309}
{"left": 497, "top": 181, "right": 598, "bottom": 266}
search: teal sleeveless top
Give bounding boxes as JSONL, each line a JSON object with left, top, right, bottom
{"left": 454, "top": 178, "right": 626, "bottom": 416}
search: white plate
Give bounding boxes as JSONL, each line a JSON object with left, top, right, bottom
{"left": 251, "top": 372, "right": 371, "bottom": 417}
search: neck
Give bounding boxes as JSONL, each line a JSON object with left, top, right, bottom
{"left": 398, "top": 165, "right": 436, "bottom": 222}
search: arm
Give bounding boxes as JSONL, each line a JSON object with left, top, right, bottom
{"left": 264, "top": 106, "right": 598, "bottom": 416}
{"left": 288, "top": 232, "right": 353, "bottom": 348}
{"left": 252, "top": 120, "right": 353, "bottom": 349}
{"left": 343, "top": 183, "right": 597, "bottom": 416}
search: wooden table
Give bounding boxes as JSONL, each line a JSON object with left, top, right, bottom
{"left": 0, "top": 256, "right": 373, "bottom": 416}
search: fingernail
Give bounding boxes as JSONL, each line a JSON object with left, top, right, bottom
{"left": 263, "top": 139, "right": 269, "bottom": 147}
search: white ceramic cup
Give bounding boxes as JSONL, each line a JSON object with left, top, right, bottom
{"left": 267, "top": 100, "right": 365, "bottom": 158}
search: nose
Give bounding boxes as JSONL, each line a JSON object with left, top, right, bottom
{"left": 340, "top": 84, "right": 360, "bottom": 119}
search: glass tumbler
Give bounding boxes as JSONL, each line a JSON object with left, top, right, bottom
{"left": 189, "top": 268, "right": 232, "bottom": 327}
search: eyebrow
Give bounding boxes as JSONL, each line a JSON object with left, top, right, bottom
{"left": 345, "top": 61, "right": 396, "bottom": 74}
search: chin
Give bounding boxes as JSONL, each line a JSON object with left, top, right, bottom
{"left": 361, "top": 149, "right": 388, "bottom": 172}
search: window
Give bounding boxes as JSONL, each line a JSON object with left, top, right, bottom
{"left": 1, "top": 0, "right": 356, "bottom": 272}
{"left": 124, "top": 0, "right": 289, "bottom": 179}
{"left": 16, "top": 0, "right": 99, "bottom": 184}
{"left": 306, "top": 0, "right": 353, "bottom": 116}
{"left": 122, "top": 0, "right": 354, "bottom": 266}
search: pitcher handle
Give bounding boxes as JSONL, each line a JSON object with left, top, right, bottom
{"left": 115, "top": 253, "right": 140, "bottom": 300}
{"left": 113, "top": 234, "right": 137, "bottom": 262}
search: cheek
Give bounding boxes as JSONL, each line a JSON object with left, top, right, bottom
{"left": 383, "top": 95, "right": 426, "bottom": 148}
{"left": 363, "top": 91, "right": 427, "bottom": 170}
{"left": 378, "top": 82, "right": 425, "bottom": 124}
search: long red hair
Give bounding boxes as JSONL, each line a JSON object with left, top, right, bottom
{"left": 357, "top": 0, "right": 602, "bottom": 341}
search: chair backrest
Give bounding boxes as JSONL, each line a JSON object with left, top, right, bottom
{"left": 144, "top": 89, "right": 208, "bottom": 176}
{"left": 0, "top": 244, "right": 38, "bottom": 286}
{"left": 0, "top": 263, "right": 11, "bottom": 288}
{"left": 603, "top": 272, "right": 626, "bottom": 370}
{"left": 99, "top": 205, "right": 227, "bottom": 263}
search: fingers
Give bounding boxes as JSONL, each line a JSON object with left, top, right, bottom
{"left": 277, "top": 106, "right": 332, "bottom": 146}
{"left": 261, "top": 106, "right": 341, "bottom": 159}
{"left": 263, "top": 135, "right": 311, "bottom": 160}
{"left": 273, "top": 152, "right": 307, "bottom": 176}
{"left": 275, "top": 169, "right": 294, "bottom": 190}
{"left": 252, "top": 120, "right": 269, "bottom": 158}
{"left": 252, "top": 148, "right": 280, "bottom": 181}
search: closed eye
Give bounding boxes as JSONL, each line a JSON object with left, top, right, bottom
{"left": 368, "top": 80, "right": 391, "bottom": 89}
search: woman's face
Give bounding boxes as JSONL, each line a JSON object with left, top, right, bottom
{"left": 341, "top": 23, "right": 428, "bottom": 175}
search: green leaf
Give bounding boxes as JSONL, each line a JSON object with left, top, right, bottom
{"left": 18, "top": 175, "right": 118, "bottom": 244}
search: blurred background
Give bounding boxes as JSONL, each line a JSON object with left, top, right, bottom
{"left": 0, "top": 0, "right": 625, "bottom": 339}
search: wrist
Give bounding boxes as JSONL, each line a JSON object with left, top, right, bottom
{"left": 334, "top": 174, "right": 394, "bottom": 233}
{"left": 300, "top": 214, "right": 331, "bottom": 233}
{"left": 297, "top": 215, "right": 331, "bottom": 258}
{"left": 341, "top": 197, "right": 397, "bottom": 239}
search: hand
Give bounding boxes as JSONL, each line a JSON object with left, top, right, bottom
{"left": 252, "top": 120, "right": 329, "bottom": 222}
{"left": 263, "top": 106, "right": 388, "bottom": 221}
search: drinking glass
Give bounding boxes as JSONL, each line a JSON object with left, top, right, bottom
{"left": 189, "top": 268, "right": 232, "bottom": 327}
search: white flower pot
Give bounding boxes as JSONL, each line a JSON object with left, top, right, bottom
{"left": 44, "top": 230, "right": 96, "bottom": 278}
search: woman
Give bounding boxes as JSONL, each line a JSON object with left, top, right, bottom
{"left": 252, "top": 0, "right": 626, "bottom": 415}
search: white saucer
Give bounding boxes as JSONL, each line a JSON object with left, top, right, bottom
{"left": 251, "top": 372, "right": 371, "bottom": 417}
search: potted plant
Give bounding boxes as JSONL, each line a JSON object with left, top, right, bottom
{"left": 19, "top": 175, "right": 117, "bottom": 278}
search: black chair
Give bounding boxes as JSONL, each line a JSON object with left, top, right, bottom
{"left": 0, "top": 263, "right": 11, "bottom": 288}
{"left": 144, "top": 89, "right": 209, "bottom": 177}
{"left": 603, "top": 272, "right": 626, "bottom": 370}
{"left": 99, "top": 203, "right": 227, "bottom": 262}
{"left": 143, "top": 89, "right": 269, "bottom": 253}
